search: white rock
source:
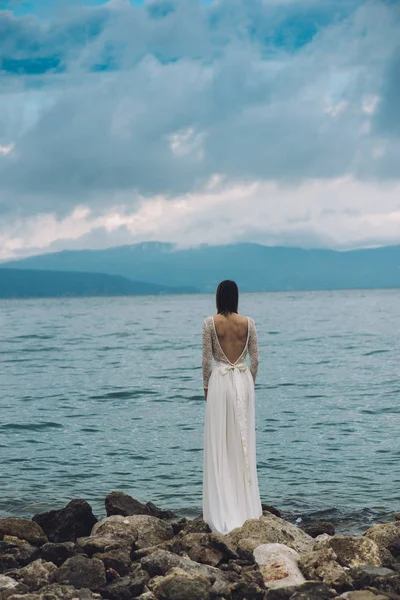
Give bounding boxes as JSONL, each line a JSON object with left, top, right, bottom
{"left": 253, "top": 542, "right": 306, "bottom": 589}
{"left": 0, "top": 575, "right": 19, "bottom": 591}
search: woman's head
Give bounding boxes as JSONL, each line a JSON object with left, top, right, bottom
{"left": 216, "top": 280, "right": 239, "bottom": 315}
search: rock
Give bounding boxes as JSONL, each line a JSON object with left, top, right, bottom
{"left": 0, "top": 575, "right": 28, "bottom": 600}
{"left": 228, "top": 567, "right": 266, "bottom": 600}
{"left": 169, "top": 532, "right": 237, "bottom": 567}
{"left": 348, "top": 566, "right": 394, "bottom": 590}
{"left": 11, "top": 584, "right": 101, "bottom": 599}
{"left": 105, "top": 493, "right": 176, "bottom": 521}
{"left": 7, "top": 560, "right": 57, "bottom": 591}
{"left": 4, "top": 584, "right": 102, "bottom": 599}
{"left": 32, "top": 500, "right": 97, "bottom": 544}
{"left": 262, "top": 505, "right": 282, "bottom": 519}
{"left": 151, "top": 567, "right": 212, "bottom": 600}
{"left": 30, "top": 543, "right": 77, "bottom": 567}
{"left": 226, "top": 514, "right": 314, "bottom": 555}
{"left": 394, "top": 513, "right": 400, "bottom": 522}
{"left": 299, "top": 546, "right": 352, "bottom": 591}
{"left": 76, "top": 533, "right": 132, "bottom": 557}
{"left": 176, "top": 519, "right": 212, "bottom": 535}
{"left": 368, "top": 572, "right": 400, "bottom": 595}
{"left": 338, "top": 592, "right": 389, "bottom": 600}
{"left": 0, "top": 520, "right": 47, "bottom": 547}
{"left": 302, "top": 521, "right": 336, "bottom": 538}
{"left": 253, "top": 543, "right": 305, "bottom": 589}
{"left": 52, "top": 555, "right": 106, "bottom": 590}
{"left": 140, "top": 549, "right": 220, "bottom": 580}
{"left": 265, "top": 582, "right": 336, "bottom": 599}
{"left": 92, "top": 546, "right": 131, "bottom": 576}
{"left": 325, "top": 535, "right": 384, "bottom": 568}
{"left": 0, "top": 540, "right": 36, "bottom": 573}
{"left": 91, "top": 515, "right": 174, "bottom": 550}
{"left": 364, "top": 522, "right": 400, "bottom": 555}
{"left": 98, "top": 570, "right": 149, "bottom": 599}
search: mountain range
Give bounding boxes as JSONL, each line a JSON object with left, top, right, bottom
{"left": 0, "top": 266, "right": 193, "bottom": 298}
{"left": 1, "top": 242, "right": 400, "bottom": 296}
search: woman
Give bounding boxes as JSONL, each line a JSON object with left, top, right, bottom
{"left": 202, "top": 280, "right": 262, "bottom": 534}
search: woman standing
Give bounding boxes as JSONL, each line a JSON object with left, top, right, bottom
{"left": 202, "top": 280, "right": 262, "bottom": 534}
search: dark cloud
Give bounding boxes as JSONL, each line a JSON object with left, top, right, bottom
{"left": 0, "top": 0, "right": 399, "bottom": 220}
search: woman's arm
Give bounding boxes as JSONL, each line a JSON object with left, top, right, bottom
{"left": 202, "top": 319, "right": 212, "bottom": 400}
{"left": 248, "top": 318, "right": 259, "bottom": 383}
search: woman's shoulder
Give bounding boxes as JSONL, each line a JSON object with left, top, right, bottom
{"left": 203, "top": 316, "right": 214, "bottom": 327}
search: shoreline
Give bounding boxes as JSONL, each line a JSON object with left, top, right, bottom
{"left": 0, "top": 491, "right": 399, "bottom": 600}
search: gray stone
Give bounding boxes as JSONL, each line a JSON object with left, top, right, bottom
{"left": 52, "top": 555, "right": 106, "bottom": 590}
{"left": 31, "top": 543, "right": 76, "bottom": 567}
{"left": 98, "top": 570, "right": 148, "bottom": 599}
{"left": 324, "top": 535, "right": 384, "bottom": 569}
{"left": 32, "top": 500, "right": 97, "bottom": 544}
{"left": 151, "top": 567, "right": 212, "bottom": 600}
{"left": 92, "top": 546, "right": 131, "bottom": 576}
{"left": 363, "top": 521, "right": 400, "bottom": 555}
{"left": 299, "top": 546, "right": 352, "bottom": 591}
{"left": 6, "top": 560, "right": 57, "bottom": 592}
{"left": 105, "top": 493, "right": 176, "bottom": 521}
{"left": 348, "top": 566, "right": 394, "bottom": 589}
{"left": 0, "top": 520, "right": 47, "bottom": 548}
{"left": 91, "top": 515, "right": 174, "bottom": 550}
{"left": 302, "top": 521, "right": 336, "bottom": 538}
{"left": 226, "top": 514, "right": 314, "bottom": 555}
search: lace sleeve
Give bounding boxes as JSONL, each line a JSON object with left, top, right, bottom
{"left": 248, "top": 318, "right": 259, "bottom": 383}
{"left": 202, "top": 318, "right": 212, "bottom": 389}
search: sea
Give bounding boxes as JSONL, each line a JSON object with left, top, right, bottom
{"left": 1, "top": 289, "right": 399, "bottom": 534}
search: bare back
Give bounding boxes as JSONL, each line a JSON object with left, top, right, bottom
{"left": 212, "top": 313, "right": 249, "bottom": 365}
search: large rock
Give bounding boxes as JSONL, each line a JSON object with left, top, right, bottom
{"left": 254, "top": 543, "right": 305, "bottom": 589}
{"left": 302, "top": 521, "right": 336, "bottom": 538}
{"left": 0, "top": 540, "right": 36, "bottom": 573}
{"left": 363, "top": 521, "right": 400, "bottom": 556}
{"left": 32, "top": 500, "right": 97, "bottom": 543}
{"left": 322, "top": 535, "right": 384, "bottom": 569}
{"left": 266, "top": 581, "right": 336, "bottom": 599}
{"left": 98, "top": 569, "right": 148, "bottom": 599}
{"left": 348, "top": 566, "right": 394, "bottom": 590}
{"left": 151, "top": 567, "right": 212, "bottom": 600}
{"left": 262, "top": 505, "right": 282, "bottom": 518}
{"left": 52, "top": 555, "right": 106, "bottom": 590}
{"left": 169, "top": 532, "right": 238, "bottom": 567}
{"left": 105, "top": 492, "right": 176, "bottom": 520}
{"left": 140, "top": 549, "right": 220, "bottom": 580}
{"left": 0, "top": 575, "right": 26, "bottom": 596}
{"left": 92, "top": 546, "right": 131, "bottom": 576}
{"left": 299, "top": 546, "right": 352, "bottom": 591}
{"left": 226, "top": 514, "right": 314, "bottom": 555}
{"left": 337, "top": 592, "right": 389, "bottom": 600}
{"left": 76, "top": 532, "right": 133, "bottom": 557}
{"left": 91, "top": 515, "right": 174, "bottom": 550}
{"left": 0, "top": 520, "right": 47, "bottom": 547}
{"left": 31, "top": 542, "right": 77, "bottom": 567}
{"left": 4, "top": 584, "right": 101, "bottom": 599}
{"left": 6, "top": 559, "right": 57, "bottom": 591}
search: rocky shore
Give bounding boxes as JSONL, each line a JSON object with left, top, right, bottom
{"left": 1, "top": 493, "right": 399, "bottom": 600}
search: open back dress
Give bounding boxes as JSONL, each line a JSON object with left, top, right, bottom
{"left": 202, "top": 316, "right": 263, "bottom": 534}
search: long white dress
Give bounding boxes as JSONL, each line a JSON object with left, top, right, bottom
{"left": 202, "top": 316, "right": 262, "bottom": 534}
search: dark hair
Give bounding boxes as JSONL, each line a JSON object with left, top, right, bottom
{"left": 216, "top": 280, "right": 239, "bottom": 315}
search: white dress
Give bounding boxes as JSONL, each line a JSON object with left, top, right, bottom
{"left": 202, "top": 316, "right": 262, "bottom": 534}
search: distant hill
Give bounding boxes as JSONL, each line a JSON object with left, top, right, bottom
{"left": 0, "top": 267, "right": 195, "bottom": 298}
{"left": 2, "top": 242, "right": 400, "bottom": 292}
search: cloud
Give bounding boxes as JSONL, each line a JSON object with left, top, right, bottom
{"left": 1, "top": 176, "right": 400, "bottom": 260}
{"left": 0, "top": 0, "right": 400, "bottom": 256}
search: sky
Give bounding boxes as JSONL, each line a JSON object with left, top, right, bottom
{"left": 0, "top": 0, "right": 399, "bottom": 260}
